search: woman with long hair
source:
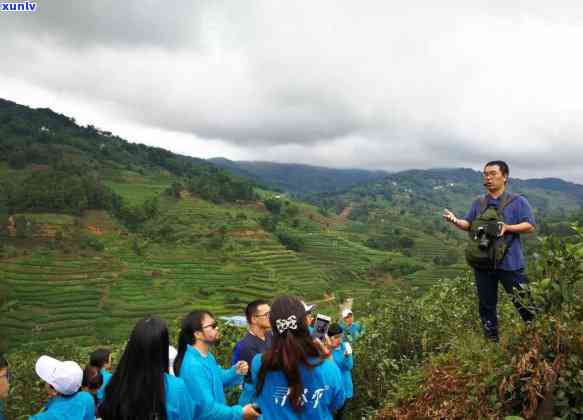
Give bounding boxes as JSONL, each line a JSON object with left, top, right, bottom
{"left": 252, "top": 296, "right": 345, "bottom": 419}
{"left": 99, "top": 316, "right": 196, "bottom": 420}
{"left": 174, "top": 310, "right": 259, "bottom": 420}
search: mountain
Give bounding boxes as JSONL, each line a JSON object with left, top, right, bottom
{"left": 0, "top": 98, "right": 411, "bottom": 352}
{"left": 208, "top": 158, "right": 389, "bottom": 195}
{"left": 309, "top": 167, "right": 583, "bottom": 217}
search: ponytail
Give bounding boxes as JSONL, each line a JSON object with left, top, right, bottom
{"left": 174, "top": 310, "right": 213, "bottom": 376}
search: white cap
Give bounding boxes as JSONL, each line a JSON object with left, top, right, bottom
{"left": 302, "top": 301, "right": 315, "bottom": 313}
{"left": 341, "top": 308, "right": 353, "bottom": 318}
{"left": 35, "top": 355, "right": 83, "bottom": 395}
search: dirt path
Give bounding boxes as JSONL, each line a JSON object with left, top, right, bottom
{"left": 338, "top": 206, "right": 352, "bottom": 222}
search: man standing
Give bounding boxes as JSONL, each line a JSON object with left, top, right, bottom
{"left": 443, "top": 160, "right": 536, "bottom": 341}
{"left": 339, "top": 309, "right": 364, "bottom": 344}
{"left": 231, "top": 300, "right": 272, "bottom": 405}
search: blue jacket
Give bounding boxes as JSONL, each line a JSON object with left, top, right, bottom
{"left": 164, "top": 373, "right": 198, "bottom": 420}
{"left": 96, "top": 368, "right": 112, "bottom": 404}
{"left": 251, "top": 354, "right": 345, "bottom": 420}
{"left": 178, "top": 344, "right": 244, "bottom": 420}
{"left": 339, "top": 322, "right": 364, "bottom": 343}
{"left": 332, "top": 343, "right": 354, "bottom": 399}
{"left": 30, "top": 391, "right": 95, "bottom": 420}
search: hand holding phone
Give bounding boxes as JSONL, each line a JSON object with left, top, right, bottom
{"left": 313, "top": 314, "right": 331, "bottom": 340}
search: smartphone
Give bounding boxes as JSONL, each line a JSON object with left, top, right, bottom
{"left": 313, "top": 314, "right": 331, "bottom": 340}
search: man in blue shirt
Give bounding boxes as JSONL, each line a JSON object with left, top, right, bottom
{"left": 231, "top": 299, "right": 273, "bottom": 405}
{"left": 443, "top": 160, "right": 536, "bottom": 341}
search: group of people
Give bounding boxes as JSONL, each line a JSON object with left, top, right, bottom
{"left": 0, "top": 297, "right": 364, "bottom": 420}
{"left": 0, "top": 159, "right": 538, "bottom": 419}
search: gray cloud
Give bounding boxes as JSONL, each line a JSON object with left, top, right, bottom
{"left": 1, "top": 0, "right": 583, "bottom": 182}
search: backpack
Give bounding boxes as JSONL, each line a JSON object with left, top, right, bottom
{"left": 465, "top": 193, "right": 517, "bottom": 270}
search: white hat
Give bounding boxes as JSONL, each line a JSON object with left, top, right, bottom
{"left": 341, "top": 308, "right": 353, "bottom": 318}
{"left": 35, "top": 355, "right": 83, "bottom": 395}
{"left": 302, "top": 301, "right": 315, "bottom": 313}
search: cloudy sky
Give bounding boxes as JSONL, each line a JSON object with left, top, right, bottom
{"left": 1, "top": 1, "right": 583, "bottom": 182}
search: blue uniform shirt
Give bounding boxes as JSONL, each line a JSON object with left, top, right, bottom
{"left": 30, "top": 391, "right": 95, "bottom": 420}
{"left": 332, "top": 343, "right": 354, "bottom": 399}
{"left": 164, "top": 373, "right": 198, "bottom": 420}
{"left": 96, "top": 368, "right": 112, "bottom": 404}
{"left": 464, "top": 194, "right": 535, "bottom": 271}
{"left": 339, "top": 322, "right": 364, "bottom": 343}
{"left": 178, "top": 344, "right": 244, "bottom": 420}
{"left": 251, "top": 353, "right": 345, "bottom": 420}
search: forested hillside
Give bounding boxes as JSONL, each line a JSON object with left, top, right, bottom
{"left": 2, "top": 98, "right": 583, "bottom": 419}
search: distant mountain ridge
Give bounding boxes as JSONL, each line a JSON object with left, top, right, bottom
{"left": 208, "top": 158, "right": 389, "bottom": 195}
{"left": 207, "top": 160, "right": 583, "bottom": 214}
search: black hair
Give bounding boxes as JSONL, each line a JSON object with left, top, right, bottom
{"left": 174, "top": 310, "right": 214, "bottom": 376}
{"left": 484, "top": 160, "right": 510, "bottom": 181}
{"left": 0, "top": 354, "right": 7, "bottom": 369}
{"left": 90, "top": 348, "right": 111, "bottom": 369}
{"left": 82, "top": 364, "right": 103, "bottom": 390}
{"left": 245, "top": 299, "right": 269, "bottom": 324}
{"left": 99, "top": 316, "right": 169, "bottom": 420}
{"left": 327, "top": 323, "right": 343, "bottom": 337}
{"left": 256, "top": 296, "right": 324, "bottom": 412}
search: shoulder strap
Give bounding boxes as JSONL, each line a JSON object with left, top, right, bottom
{"left": 499, "top": 192, "right": 517, "bottom": 212}
{"left": 478, "top": 195, "right": 488, "bottom": 214}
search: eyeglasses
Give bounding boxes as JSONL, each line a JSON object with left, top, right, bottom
{"left": 254, "top": 311, "right": 270, "bottom": 318}
{"left": 482, "top": 171, "right": 500, "bottom": 178}
{"left": 202, "top": 322, "right": 218, "bottom": 330}
{"left": 0, "top": 371, "right": 11, "bottom": 382}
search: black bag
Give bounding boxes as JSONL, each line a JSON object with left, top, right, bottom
{"left": 465, "top": 193, "right": 516, "bottom": 270}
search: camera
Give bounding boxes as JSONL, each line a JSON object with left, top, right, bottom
{"left": 475, "top": 226, "right": 490, "bottom": 250}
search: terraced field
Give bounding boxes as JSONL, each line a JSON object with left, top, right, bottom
{"left": 0, "top": 251, "right": 121, "bottom": 347}
{"left": 0, "top": 187, "right": 469, "bottom": 349}
{"left": 0, "top": 199, "right": 343, "bottom": 348}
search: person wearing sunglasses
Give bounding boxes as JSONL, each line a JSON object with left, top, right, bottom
{"left": 0, "top": 354, "right": 9, "bottom": 420}
{"left": 174, "top": 310, "right": 260, "bottom": 420}
{"left": 231, "top": 300, "right": 273, "bottom": 405}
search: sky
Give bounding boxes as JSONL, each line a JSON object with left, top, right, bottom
{"left": 1, "top": 1, "right": 583, "bottom": 182}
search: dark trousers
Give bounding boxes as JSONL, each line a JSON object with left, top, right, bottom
{"left": 474, "top": 268, "right": 535, "bottom": 339}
